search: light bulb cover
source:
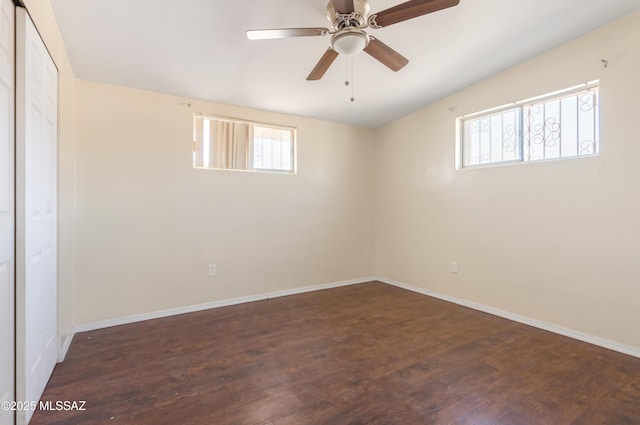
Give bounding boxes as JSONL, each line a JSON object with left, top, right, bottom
{"left": 331, "top": 30, "right": 369, "bottom": 56}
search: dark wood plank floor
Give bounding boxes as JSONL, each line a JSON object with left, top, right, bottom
{"left": 31, "top": 282, "right": 640, "bottom": 425}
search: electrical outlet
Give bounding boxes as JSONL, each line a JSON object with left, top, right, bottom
{"left": 450, "top": 261, "right": 458, "bottom": 274}
{"left": 208, "top": 264, "right": 216, "bottom": 276}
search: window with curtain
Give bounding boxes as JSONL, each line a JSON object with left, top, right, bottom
{"left": 193, "top": 115, "right": 296, "bottom": 173}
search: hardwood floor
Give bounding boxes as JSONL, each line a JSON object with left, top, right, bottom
{"left": 31, "top": 282, "right": 640, "bottom": 425}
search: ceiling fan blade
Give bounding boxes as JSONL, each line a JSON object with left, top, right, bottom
{"left": 370, "top": 0, "right": 459, "bottom": 28}
{"left": 246, "top": 27, "right": 329, "bottom": 40}
{"left": 307, "top": 48, "right": 339, "bottom": 81}
{"left": 364, "top": 38, "right": 409, "bottom": 72}
{"left": 331, "top": 0, "right": 355, "bottom": 14}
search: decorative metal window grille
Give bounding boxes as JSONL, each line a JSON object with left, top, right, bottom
{"left": 459, "top": 82, "right": 599, "bottom": 168}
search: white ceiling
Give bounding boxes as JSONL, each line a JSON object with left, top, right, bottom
{"left": 51, "top": 0, "right": 640, "bottom": 128}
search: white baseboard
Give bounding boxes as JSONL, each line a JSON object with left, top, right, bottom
{"left": 378, "top": 276, "right": 640, "bottom": 359}
{"left": 73, "top": 276, "right": 376, "bottom": 334}
{"left": 58, "top": 332, "right": 74, "bottom": 363}
{"left": 64, "top": 276, "right": 639, "bottom": 361}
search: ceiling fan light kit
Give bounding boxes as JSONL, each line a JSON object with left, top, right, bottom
{"left": 246, "top": 0, "right": 460, "bottom": 80}
{"left": 331, "top": 29, "right": 370, "bottom": 55}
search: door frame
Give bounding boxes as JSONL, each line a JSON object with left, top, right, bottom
{"left": 0, "top": 0, "right": 15, "bottom": 424}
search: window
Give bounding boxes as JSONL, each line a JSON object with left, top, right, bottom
{"left": 458, "top": 81, "right": 599, "bottom": 168}
{"left": 253, "top": 126, "right": 293, "bottom": 172}
{"left": 193, "top": 115, "right": 296, "bottom": 173}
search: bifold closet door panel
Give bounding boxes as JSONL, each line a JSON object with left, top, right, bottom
{"left": 15, "top": 6, "right": 58, "bottom": 425}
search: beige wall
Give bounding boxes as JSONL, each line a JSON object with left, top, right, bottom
{"left": 73, "top": 81, "right": 375, "bottom": 324}
{"left": 374, "top": 11, "right": 640, "bottom": 349}
{"left": 22, "top": 0, "right": 76, "bottom": 351}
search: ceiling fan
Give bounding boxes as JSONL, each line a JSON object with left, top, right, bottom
{"left": 246, "top": 0, "right": 460, "bottom": 81}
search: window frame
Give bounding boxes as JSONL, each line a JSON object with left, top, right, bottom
{"left": 193, "top": 113, "right": 297, "bottom": 174}
{"left": 456, "top": 80, "right": 600, "bottom": 170}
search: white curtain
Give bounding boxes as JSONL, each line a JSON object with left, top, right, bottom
{"left": 193, "top": 117, "right": 252, "bottom": 170}
{"left": 213, "top": 120, "right": 251, "bottom": 169}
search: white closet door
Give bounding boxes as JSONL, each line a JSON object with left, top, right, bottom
{"left": 15, "top": 7, "right": 58, "bottom": 425}
{"left": 0, "top": 0, "right": 15, "bottom": 424}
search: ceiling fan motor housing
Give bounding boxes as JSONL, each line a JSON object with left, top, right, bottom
{"left": 327, "top": 0, "right": 371, "bottom": 29}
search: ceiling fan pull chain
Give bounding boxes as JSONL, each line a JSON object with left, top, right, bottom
{"left": 350, "top": 55, "right": 355, "bottom": 102}
{"left": 345, "top": 55, "right": 350, "bottom": 87}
